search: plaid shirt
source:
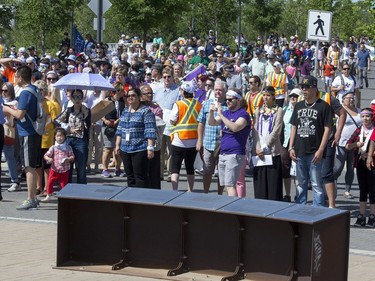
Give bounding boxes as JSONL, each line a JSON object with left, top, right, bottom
{"left": 44, "top": 144, "right": 74, "bottom": 173}
{"left": 197, "top": 99, "right": 228, "bottom": 151}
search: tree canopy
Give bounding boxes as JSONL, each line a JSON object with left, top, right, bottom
{"left": 1, "top": 0, "right": 374, "bottom": 55}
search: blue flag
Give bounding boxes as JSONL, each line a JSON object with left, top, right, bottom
{"left": 72, "top": 25, "right": 85, "bottom": 53}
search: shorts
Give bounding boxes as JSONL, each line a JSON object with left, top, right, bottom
{"left": 170, "top": 145, "right": 197, "bottom": 175}
{"left": 218, "top": 154, "right": 245, "bottom": 186}
{"left": 19, "top": 134, "right": 42, "bottom": 169}
{"left": 102, "top": 126, "right": 116, "bottom": 148}
{"left": 203, "top": 148, "right": 218, "bottom": 175}
{"left": 40, "top": 148, "right": 51, "bottom": 169}
{"left": 324, "top": 76, "right": 332, "bottom": 87}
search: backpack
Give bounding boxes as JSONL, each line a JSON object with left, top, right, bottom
{"left": 25, "top": 86, "right": 47, "bottom": 135}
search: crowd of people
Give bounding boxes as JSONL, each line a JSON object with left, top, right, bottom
{"left": 0, "top": 31, "right": 375, "bottom": 228}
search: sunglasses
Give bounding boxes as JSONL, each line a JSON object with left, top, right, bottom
{"left": 289, "top": 95, "right": 299, "bottom": 98}
{"left": 142, "top": 92, "right": 152, "bottom": 96}
{"left": 249, "top": 81, "right": 257, "bottom": 85}
{"left": 125, "top": 94, "right": 137, "bottom": 98}
{"left": 300, "top": 85, "right": 312, "bottom": 89}
{"left": 225, "top": 98, "right": 237, "bottom": 102}
{"left": 163, "top": 75, "right": 171, "bottom": 79}
{"left": 27, "top": 63, "right": 34, "bottom": 66}
{"left": 47, "top": 77, "right": 57, "bottom": 81}
{"left": 2, "top": 89, "right": 8, "bottom": 92}
{"left": 343, "top": 68, "right": 350, "bottom": 70}
{"left": 72, "top": 95, "right": 83, "bottom": 100}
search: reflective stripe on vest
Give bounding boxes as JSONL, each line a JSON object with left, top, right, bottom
{"left": 297, "top": 91, "right": 331, "bottom": 105}
{"left": 170, "top": 98, "right": 202, "bottom": 140}
{"left": 270, "top": 72, "right": 286, "bottom": 96}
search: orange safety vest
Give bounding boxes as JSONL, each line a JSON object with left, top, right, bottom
{"left": 170, "top": 98, "right": 202, "bottom": 141}
{"left": 244, "top": 91, "right": 263, "bottom": 119}
{"left": 269, "top": 72, "right": 286, "bottom": 96}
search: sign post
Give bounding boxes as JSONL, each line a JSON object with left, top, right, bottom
{"left": 306, "top": 10, "right": 332, "bottom": 77}
{"left": 88, "top": 0, "right": 112, "bottom": 42}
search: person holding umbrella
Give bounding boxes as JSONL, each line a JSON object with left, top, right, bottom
{"left": 54, "top": 89, "right": 91, "bottom": 184}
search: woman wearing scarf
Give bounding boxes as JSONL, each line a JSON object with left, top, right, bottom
{"left": 346, "top": 108, "right": 375, "bottom": 228}
{"left": 252, "top": 86, "right": 284, "bottom": 201}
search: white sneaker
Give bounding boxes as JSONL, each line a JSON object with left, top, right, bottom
{"left": 8, "top": 183, "right": 21, "bottom": 192}
{"left": 41, "top": 195, "right": 53, "bottom": 203}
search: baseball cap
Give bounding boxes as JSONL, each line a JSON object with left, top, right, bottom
{"left": 289, "top": 88, "right": 302, "bottom": 96}
{"left": 198, "top": 46, "right": 205, "bottom": 52}
{"left": 299, "top": 75, "right": 318, "bottom": 88}
{"left": 180, "top": 80, "right": 197, "bottom": 94}
{"left": 273, "top": 61, "right": 282, "bottom": 68}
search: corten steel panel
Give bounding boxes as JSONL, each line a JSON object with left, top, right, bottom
{"left": 166, "top": 192, "right": 240, "bottom": 211}
{"left": 111, "top": 187, "right": 184, "bottom": 206}
{"left": 182, "top": 210, "right": 240, "bottom": 273}
{"left": 270, "top": 204, "right": 350, "bottom": 281}
{"left": 123, "top": 204, "right": 182, "bottom": 269}
{"left": 57, "top": 183, "right": 125, "bottom": 201}
{"left": 57, "top": 199, "right": 124, "bottom": 266}
{"left": 219, "top": 197, "right": 294, "bottom": 217}
{"left": 241, "top": 217, "right": 296, "bottom": 280}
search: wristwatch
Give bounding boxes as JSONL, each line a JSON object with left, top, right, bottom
{"left": 288, "top": 147, "right": 294, "bottom": 152}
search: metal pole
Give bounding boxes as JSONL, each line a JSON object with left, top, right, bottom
{"left": 97, "top": 0, "right": 103, "bottom": 43}
{"left": 237, "top": 0, "right": 241, "bottom": 59}
{"left": 314, "top": 39, "right": 319, "bottom": 77}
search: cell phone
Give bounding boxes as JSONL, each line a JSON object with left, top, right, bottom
{"left": 214, "top": 98, "right": 218, "bottom": 107}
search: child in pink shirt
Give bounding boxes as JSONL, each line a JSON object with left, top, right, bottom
{"left": 42, "top": 128, "right": 74, "bottom": 202}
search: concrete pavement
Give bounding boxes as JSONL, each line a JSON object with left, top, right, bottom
{"left": 1, "top": 63, "right": 375, "bottom": 280}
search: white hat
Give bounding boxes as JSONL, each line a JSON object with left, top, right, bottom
{"left": 273, "top": 61, "right": 282, "bottom": 68}
{"left": 180, "top": 80, "right": 197, "bottom": 94}
{"left": 289, "top": 88, "right": 302, "bottom": 96}
{"left": 197, "top": 46, "right": 205, "bottom": 52}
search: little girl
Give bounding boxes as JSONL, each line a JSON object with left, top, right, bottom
{"left": 42, "top": 128, "right": 75, "bottom": 202}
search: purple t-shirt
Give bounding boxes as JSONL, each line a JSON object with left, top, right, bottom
{"left": 220, "top": 108, "right": 251, "bottom": 155}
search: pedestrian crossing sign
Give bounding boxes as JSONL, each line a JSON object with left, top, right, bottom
{"left": 306, "top": 10, "right": 332, "bottom": 42}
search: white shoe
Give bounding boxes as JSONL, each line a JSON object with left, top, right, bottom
{"left": 8, "top": 183, "right": 21, "bottom": 192}
{"left": 41, "top": 195, "right": 54, "bottom": 203}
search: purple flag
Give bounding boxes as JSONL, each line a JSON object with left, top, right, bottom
{"left": 184, "top": 64, "right": 206, "bottom": 82}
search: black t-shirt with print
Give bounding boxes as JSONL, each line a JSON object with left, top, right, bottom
{"left": 290, "top": 98, "right": 333, "bottom": 156}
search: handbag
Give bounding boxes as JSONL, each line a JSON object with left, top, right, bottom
{"left": 4, "top": 123, "right": 15, "bottom": 145}
{"left": 104, "top": 125, "right": 116, "bottom": 138}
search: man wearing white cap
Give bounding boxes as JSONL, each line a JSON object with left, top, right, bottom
{"left": 169, "top": 81, "right": 202, "bottom": 191}
{"left": 208, "top": 88, "right": 251, "bottom": 197}
{"left": 189, "top": 46, "right": 210, "bottom": 67}
{"left": 263, "top": 61, "right": 288, "bottom": 107}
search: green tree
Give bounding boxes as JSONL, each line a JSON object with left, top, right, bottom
{"left": 14, "top": 0, "right": 83, "bottom": 53}
{"left": 243, "top": 0, "right": 284, "bottom": 41}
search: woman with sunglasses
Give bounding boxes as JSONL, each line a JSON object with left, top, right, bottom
{"left": 115, "top": 87, "right": 157, "bottom": 188}
{"left": 281, "top": 88, "right": 302, "bottom": 202}
{"left": 54, "top": 89, "right": 91, "bottom": 184}
{"left": 1, "top": 82, "right": 20, "bottom": 193}
{"left": 333, "top": 92, "right": 361, "bottom": 199}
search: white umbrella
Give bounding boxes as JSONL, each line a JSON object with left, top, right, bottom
{"left": 53, "top": 73, "right": 115, "bottom": 91}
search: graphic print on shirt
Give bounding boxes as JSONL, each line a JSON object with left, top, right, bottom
{"left": 296, "top": 108, "right": 318, "bottom": 138}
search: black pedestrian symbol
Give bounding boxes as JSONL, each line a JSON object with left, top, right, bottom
{"left": 313, "top": 15, "right": 324, "bottom": 36}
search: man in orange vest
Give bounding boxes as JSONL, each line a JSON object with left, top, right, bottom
{"left": 169, "top": 80, "right": 202, "bottom": 191}
{"left": 262, "top": 61, "right": 288, "bottom": 107}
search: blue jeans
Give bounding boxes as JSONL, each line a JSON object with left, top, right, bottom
{"left": 3, "top": 144, "right": 19, "bottom": 183}
{"left": 296, "top": 154, "right": 325, "bottom": 206}
{"left": 67, "top": 137, "right": 88, "bottom": 184}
